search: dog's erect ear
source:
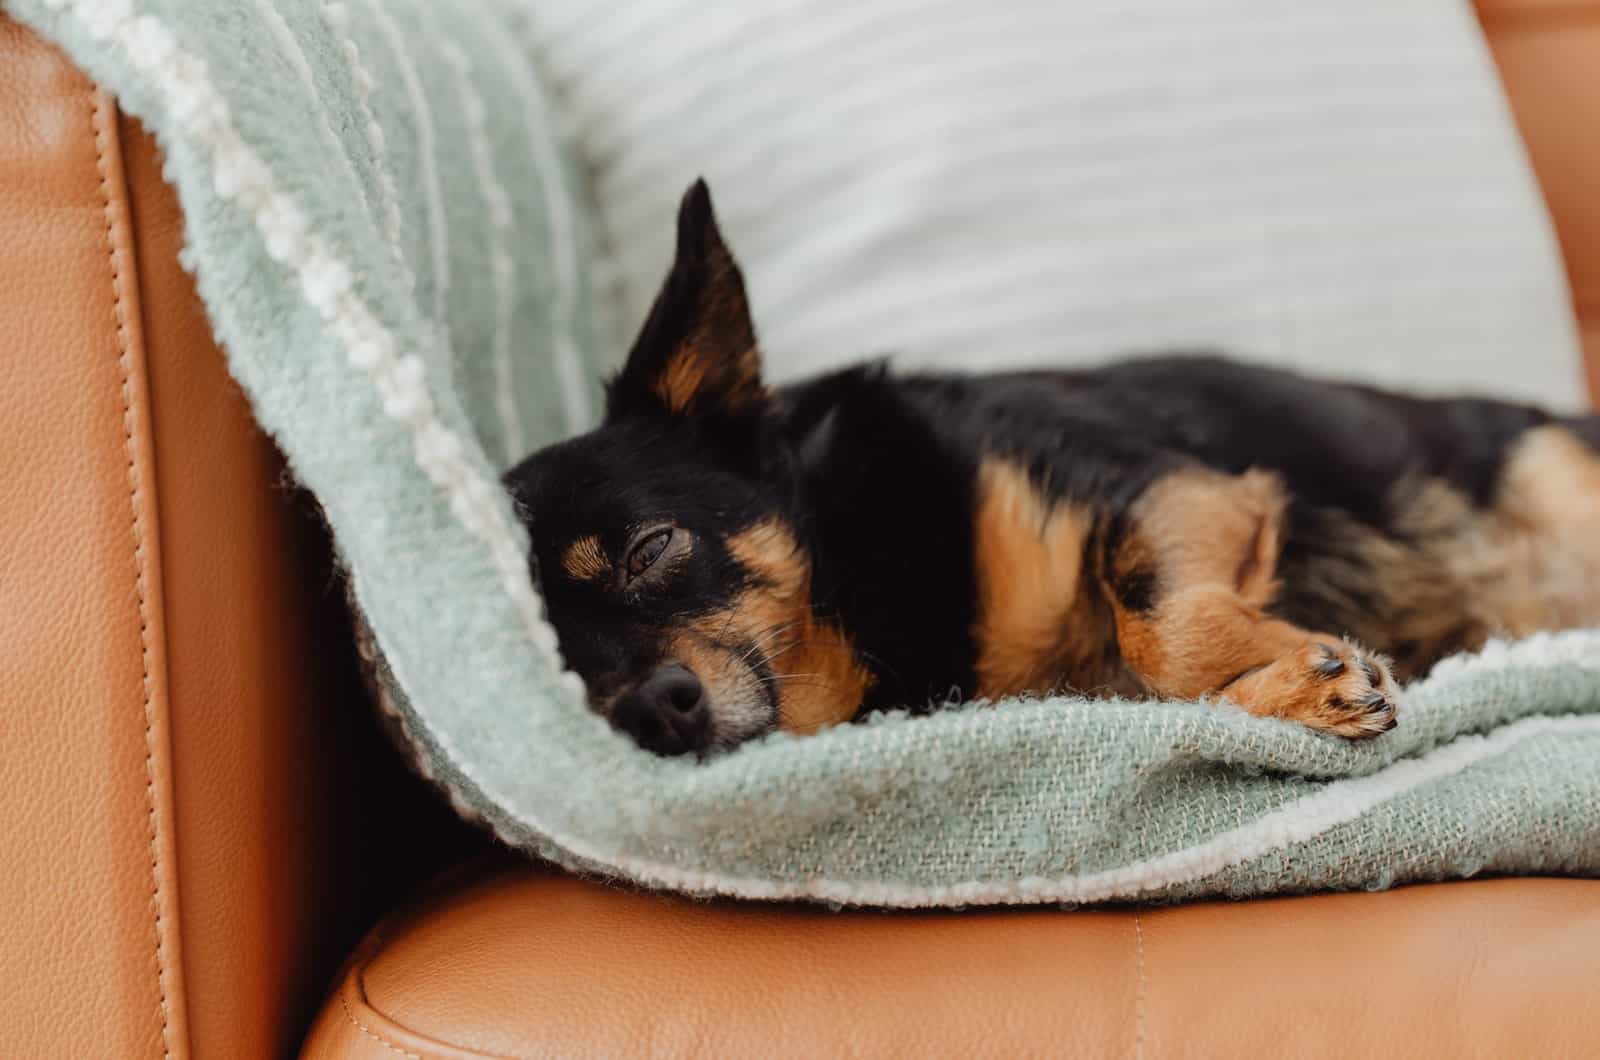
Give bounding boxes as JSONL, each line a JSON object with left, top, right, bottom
{"left": 608, "top": 180, "right": 764, "bottom": 421}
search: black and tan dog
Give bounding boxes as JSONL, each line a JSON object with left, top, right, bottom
{"left": 505, "top": 181, "right": 1600, "bottom": 756}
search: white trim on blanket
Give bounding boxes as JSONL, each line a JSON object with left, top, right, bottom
{"left": 471, "top": 1, "right": 593, "bottom": 435}
{"left": 435, "top": 29, "right": 526, "bottom": 462}
{"left": 319, "top": 0, "right": 413, "bottom": 291}
{"left": 358, "top": 0, "right": 454, "bottom": 369}
{"left": 250, "top": 0, "right": 379, "bottom": 243}
{"left": 49, "top": 0, "right": 572, "bottom": 670}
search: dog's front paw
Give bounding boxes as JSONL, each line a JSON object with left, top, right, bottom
{"left": 1222, "top": 640, "right": 1400, "bottom": 739}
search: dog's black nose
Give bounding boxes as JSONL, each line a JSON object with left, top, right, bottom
{"left": 610, "top": 664, "right": 710, "bottom": 756}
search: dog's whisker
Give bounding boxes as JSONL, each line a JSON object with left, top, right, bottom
{"left": 718, "top": 594, "right": 751, "bottom": 642}
{"left": 761, "top": 671, "right": 826, "bottom": 683}
{"left": 757, "top": 637, "right": 805, "bottom": 661}
{"left": 736, "top": 622, "right": 800, "bottom": 664}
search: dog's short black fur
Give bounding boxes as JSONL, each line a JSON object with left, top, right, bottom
{"left": 505, "top": 181, "right": 1600, "bottom": 756}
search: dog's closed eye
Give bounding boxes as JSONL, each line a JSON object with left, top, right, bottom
{"left": 618, "top": 526, "right": 692, "bottom": 591}
{"left": 626, "top": 527, "right": 672, "bottom": 582}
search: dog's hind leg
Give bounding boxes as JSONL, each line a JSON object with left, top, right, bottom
{"left": 1494, "top": 422, "right": 1600, "bottom": 629}
{"left": 1105, "top": 467, "right": 1400, "bottom": 738}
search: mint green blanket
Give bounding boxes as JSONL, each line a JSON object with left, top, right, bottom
{"left": 18, "top": 0, "right": 1599, "bottom": 907}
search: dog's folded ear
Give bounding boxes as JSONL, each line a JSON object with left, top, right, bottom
{"left": 607, "top": 179, "right": 766, "bottom": 422}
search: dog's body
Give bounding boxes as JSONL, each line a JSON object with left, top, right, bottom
{"left": 506, "top": 182, "right": 1600, "bottom": 756}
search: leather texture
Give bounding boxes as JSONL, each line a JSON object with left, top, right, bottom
{"left": 0, "top": 15, "right": 372, "bottom": 1058}
{"left": 119, "top": 114, "right": 365, "bottom": 1059}
{"left": 1477, "top": 0, "right": 1600, "bottom": 400}
{"left": 0, "top": 21, "right": 187, "bottom": 1057}
{"left": 301, "top": 867, "right": 1600, "bottom": 1059}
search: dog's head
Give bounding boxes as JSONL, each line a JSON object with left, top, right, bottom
{"left": 505, "top": 181, "right": 870, "bottom": 755}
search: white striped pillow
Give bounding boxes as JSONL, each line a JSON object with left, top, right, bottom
{"left": 516, "top": 0, "right": 1585, "bottom": 409}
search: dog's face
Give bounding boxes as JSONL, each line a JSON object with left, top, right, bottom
{"left": 506, "top": 182, "right": 869, "bottom": 755}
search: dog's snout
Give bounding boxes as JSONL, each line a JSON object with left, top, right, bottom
{"left": 610, "top": 664, "right": 710, "bottom": 756}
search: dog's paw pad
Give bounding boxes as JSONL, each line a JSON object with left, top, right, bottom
{"left": 1295, "top": 641, "right": 1399, "bottom": 738}
{"left": 1223, "top": 640, "right": 1400, "bottom": 740}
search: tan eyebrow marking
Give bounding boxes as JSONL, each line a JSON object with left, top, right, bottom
{"left": 562, "top": 535, "right": 610, "bottom": 581}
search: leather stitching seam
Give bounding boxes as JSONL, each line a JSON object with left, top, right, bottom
{"left": 338, "top": 989, "right": 425, "bottom": 1060}
{"left": 344, "top": 949, "right": 521, "bottom": 1060}
{"left": 1133, "top": 911, "right": 1148, "bottom": 1060}
{"left": 92, "top": 89, "right": 174, "bottom": 1060}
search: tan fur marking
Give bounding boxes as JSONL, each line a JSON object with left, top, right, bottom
{"left": 1112, "top": 584, "right": 1288, "bottom": 699}
{"left": 653, "top": 348, "right": 711, "bottom": 413}
{"left": 722, "top": 519, "right": 873, "bottom": 734}
{"left": 1106, "top": 469, "right": 1289, "bottom": 696}
{"left": 650, "top": 343, "right": 763, "bottom": 413}
{"left": 561, "top": 535, "right": 610, "bottom": 581}
{"left": 971, "top": 460, "right": 1113, "bottom": 699}
{"left": 1114, "top": 586, "right": 1401, "bottom": 736}
{"left": 1494, "top": 425, "right": 1600, "bottom": 629}
{"left": 1131, "top": 467, "right": 1288, "bottom": 606}
{"left": 1107, "top": 468, "right": 1398, "bottom": 737}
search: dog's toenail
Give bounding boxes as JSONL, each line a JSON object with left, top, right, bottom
{"left": 1314, "top": 655, "right": 1345, "bottom": 677}
{"left": 1359, "top": 692, "right": 1387, "bottom": 710}
{"left": 1360, "top": 658, "right": 1381, "bottom": 685}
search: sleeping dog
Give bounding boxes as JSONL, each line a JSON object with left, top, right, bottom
{"left": 505, "top": 181, "right": 1600, "bottom": 756}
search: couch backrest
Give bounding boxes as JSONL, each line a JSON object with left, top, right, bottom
{"left": 1478, "top": 0, "right": 1600, "bottom": 402}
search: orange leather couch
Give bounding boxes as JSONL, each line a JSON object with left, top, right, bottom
{"left": 2, "top": 5, "right": 1596, "bottom": 1057}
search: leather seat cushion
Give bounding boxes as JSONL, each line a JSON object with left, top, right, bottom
{"left": 302, "top": 866, "right": 1600, "bottom": 1058}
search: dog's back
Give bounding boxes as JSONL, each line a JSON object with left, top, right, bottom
{"left": 785, "top": 356, "right": 1600, "bottom": 707}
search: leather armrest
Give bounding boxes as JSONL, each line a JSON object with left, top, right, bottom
{"left": 0, "top": 15, "right": 391, "bottom": 1057}
{"left": 302, "top": 867, "right": 1600, "bottom": 1059}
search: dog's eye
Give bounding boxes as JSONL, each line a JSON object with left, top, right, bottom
{"left": 625, "top": 528, "right": 673, "bottom": 582}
